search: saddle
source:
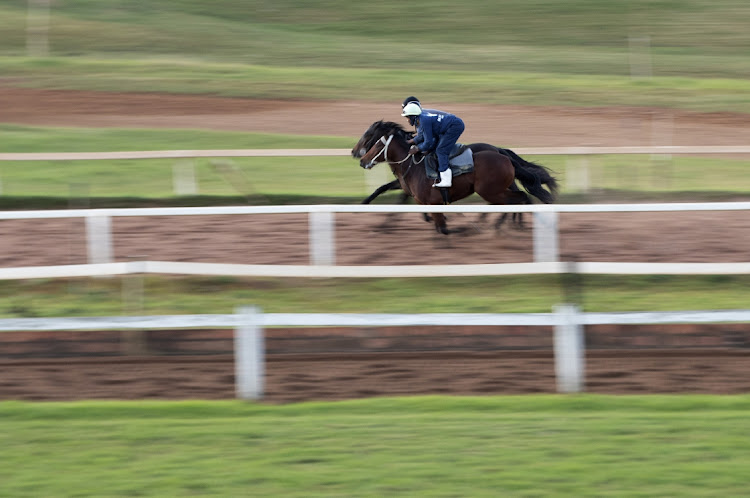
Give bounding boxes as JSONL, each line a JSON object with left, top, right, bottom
{"left": 423, "top": 143, "right": 474, "bottom": 180}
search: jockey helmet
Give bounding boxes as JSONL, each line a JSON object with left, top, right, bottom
{"left": 401, "top": 102, "right": 422, "bottom": 117}
{"left": 402, "top": 96, "right": 420, "bottom": 108}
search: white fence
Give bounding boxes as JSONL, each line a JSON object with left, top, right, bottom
{"left": 3, "top": 201, "right": 750, "bottom": 279}
{"left": 2, "top": 145, "right": 749, "bottom": 161}
{"left": 2, "top": 145, "right": 749, "bottom": 278}
{"left": 4, "top": 306, "right": 750, "bottom": 398}
{"left": 3, "top": 148, "right": 749, "bottom": 398}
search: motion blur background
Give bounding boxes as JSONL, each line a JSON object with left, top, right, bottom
{"left": 1, "top": 0, "right": 749, "bottom": 317}
{"left": 2, "top": 2, "right": 750, "bottom": 497}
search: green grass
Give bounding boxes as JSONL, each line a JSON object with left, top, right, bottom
{"left": 0, "top": 124, "right": 352, "bottom": 152}
{"left": 1, "top": 125, "right": 750, "bottom": 204}
{"left": 3, "top": 0, "right": 750, "bottom": 70}
{"left": 3, "top": 274, "right": 750, "bottom": 317}
{"left": 2, "top": 56, "right": 749, "bottom": 113}
{"left": 1, "top": 0, "right": 750, "bottom": 112}
{"left": 0, "top": 156, "right": 373, "bottom": 199}
{"left": 1, "top": 396, "right": 750, "bottom": 496}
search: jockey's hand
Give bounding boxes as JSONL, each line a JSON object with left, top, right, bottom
{"left": 408, "top": 145, "right": 420, "bottom": 155}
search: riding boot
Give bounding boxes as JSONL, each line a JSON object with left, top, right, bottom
{"left": 433, "top": 169, "right": 452, "bottom": 188}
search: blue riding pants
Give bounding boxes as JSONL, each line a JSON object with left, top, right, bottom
{"left": 435, "top": 120, "right": 466, "bottom": 172}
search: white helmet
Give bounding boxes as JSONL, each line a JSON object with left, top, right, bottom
{"left": 401, "top": 102, "right": 422, "bottom": 117}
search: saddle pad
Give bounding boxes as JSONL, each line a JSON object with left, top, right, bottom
{"left": 424, "top": 148, "right": 474, "bottom": 179}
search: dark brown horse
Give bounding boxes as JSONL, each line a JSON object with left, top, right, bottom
{"left": 353, "top": 120, "right": 558, "bottom": 231}
{"left": 354, "top": 121, "right": 529, "bottom": 234}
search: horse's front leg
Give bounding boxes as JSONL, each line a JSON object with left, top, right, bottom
{"left": 431, "top": 213, "right": 449, "bottom": 235}
{"left": 361, "top": 179, "right": 402, "bottom": 204}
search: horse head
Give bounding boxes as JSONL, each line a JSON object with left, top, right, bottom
{"left": 352, "top": 120, "right": 412, "bottom": 159}
{"left": 359, "top": 135, "right": 391, "bottom": 169}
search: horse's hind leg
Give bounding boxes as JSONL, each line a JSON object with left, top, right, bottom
{"left": 512, "top": 212, "right": 527, "bottom": 230}
{"left": 476, "top": 187, "right": 530, "bottom": 232}
{"left": 494, "top": 212, "right": 510, "bottom": 230}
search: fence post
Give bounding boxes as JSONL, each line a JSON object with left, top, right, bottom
{"left": 309, "top": 210, "right": 335, "bottom": 265}
{"left": 234, "top": 306, "right": 265, "bottom": 400}
{"left": 85, "top": 214, "right": 113, "bottom": 264}
{"left": 533, "top": 211, "right": 559, "bottom": 262}
{"left": 172, "top": 160, "right": 198, "bottom": 195}
{"left": 553, "top": 304, "right": 585, "bottom": 393}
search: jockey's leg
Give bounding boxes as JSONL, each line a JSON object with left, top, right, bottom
{"left": 433, "top": 123, "right": 464, "bottom": 188}
{"left": 433, "top": 149, "right": 452, "bottom": 187}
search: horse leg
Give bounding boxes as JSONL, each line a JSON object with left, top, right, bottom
{"left": 496, "top": 182, "right": 528, "bottom": 230}
{"left": 507, "top": 191, "right": 532, "bottom": 230}
{"left": 361, "top": 179, "right": 401, "bottom": 204}
{"left": 488, "top": 191, "right": 531, "bottom": 232}
{"left": 495, "top": 212, "right": 510, "bottom": 230}
{"left": 475, "top": 176, "right": 530, "bottom": 232}
{"left": 362, "top": 183, "right": 413, "bottom": 231}
{"left": 431, "top": 213, "right": 449, "bottom": 234}
{"left": 512, "top": 212, "right": 527, "bottom": 230}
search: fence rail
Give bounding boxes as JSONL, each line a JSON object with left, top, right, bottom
{"left": 2, "top": 308, "right": 749, "bottom": 332}
{"left": 3, "top": 202, "right": 750, "bottom": 276}
{"left": 4, "top": 307, "right": 750, "bottom": 398}
{"left": 2, "top": 145, "right": 749, "bottom": 162}
{"left": 4, "top": 260, "right": 750, "bottom": 281}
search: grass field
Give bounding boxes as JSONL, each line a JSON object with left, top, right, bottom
{"left": 3, "top": 274, "right": 750, "bottom": 317}
{"left": 2, "top": 396, "right": 750, "bottom": 497}
{"left": 1, "top": 125, "right": 749, "bottom": 206}
{"left": 1, "top": 0, "right": 749, "bottom": 112}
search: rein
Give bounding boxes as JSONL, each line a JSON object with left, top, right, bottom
{"left": 365, "top": 134, "right": 423, "bottom": 175}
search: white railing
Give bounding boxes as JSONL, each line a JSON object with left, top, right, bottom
{"left": 4, "top": 260, "right": 750, "bottom": 280}
{"left": 4, "top": 306, "right": 750, "bottom": 398}
{"left": 2, "top": 145, "right": 749, "bottom": 161}
{"left": 2, "top": 202, "right": 750, "bottom": 278}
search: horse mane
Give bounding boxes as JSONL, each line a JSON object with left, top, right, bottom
{"left": 364, "top": 120, "right": 413, "bottom": 147}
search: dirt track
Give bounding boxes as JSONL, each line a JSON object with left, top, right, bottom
{"left": 2, "top": 86, "right": 750, "bottom": 401}
{"left": 2, "top": 86, "right": 750, "bottom": 146}
{"left": 3, "top": 351, "right": 749, "bottom": 403}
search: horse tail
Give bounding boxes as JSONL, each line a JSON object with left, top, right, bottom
{"left": 499, "top": 147, "right": 558, "bottom": 204}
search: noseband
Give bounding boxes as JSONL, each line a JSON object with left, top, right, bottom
{"left": 363, "top": 134, "right": 422, "bottom": 172}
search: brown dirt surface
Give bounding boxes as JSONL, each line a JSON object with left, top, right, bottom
{"left": 3, "top": 352, "right": 750, "bottom": 403}
{"left": 2, "top": 86, "right": 749, "bottom": 145}
{"left": 2, "top": 86, "right": 750, "bottom": 402}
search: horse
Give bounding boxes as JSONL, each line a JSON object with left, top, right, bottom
{"left": 354, "top": 121, "right": 532, "bottom": 234}
{"left": 352, "top": 120, "right": 558, "bottom": 230}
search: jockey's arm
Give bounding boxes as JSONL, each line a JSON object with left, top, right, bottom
{"left": 417, "top": 118, "right": 437, "bottom": 152}
{"left": 409, "top": 131, "right": 425, "bottom": 146}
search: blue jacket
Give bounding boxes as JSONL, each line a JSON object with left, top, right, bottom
{"left": 412, "top": 110, "right": 464, "bottom": 152}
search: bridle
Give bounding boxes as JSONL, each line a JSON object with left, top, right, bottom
{"left": 362, "top": 134, "right": 423, "bottom": 175}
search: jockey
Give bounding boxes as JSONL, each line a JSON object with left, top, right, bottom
{"left": 402, "top": 95, "right": 421, "bottom": 109}
{"left": 401, "top": 95, "right": 439, "bottom": 115}
{"left": 401, "top": 101, "right": 465, "bottom": 188}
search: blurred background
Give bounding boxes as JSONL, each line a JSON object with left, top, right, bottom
{"left": 2, "top": 2, "right": 750, "bottom": 496}
{"left": 0, "top": 0, "right": 749, "bottom": 312}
